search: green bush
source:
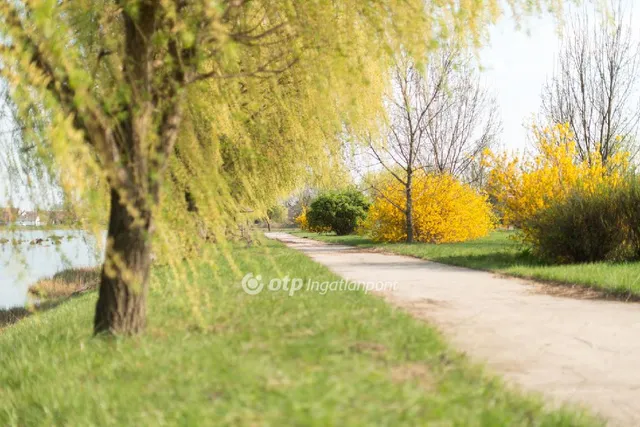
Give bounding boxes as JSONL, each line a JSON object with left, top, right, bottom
{"left": 618, "top": 178, "right": 640, "bottom": 255}
{"left": 523, "top": 180, "right": 640, "bottom": 263}
{"left": 307, "top": 188, "right": 369, "bottom": 235}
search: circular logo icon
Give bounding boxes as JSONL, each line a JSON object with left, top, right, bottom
{"left": 241, "top": 273, "right": 264, "bottom": 295}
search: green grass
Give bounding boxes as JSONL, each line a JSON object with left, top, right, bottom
{"left": 294, "top": 230, "right": 640, "bottom": 299}
{"left": 0, "top": 237, "right": 599, "bottom": 426}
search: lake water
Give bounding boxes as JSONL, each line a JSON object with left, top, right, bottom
{"left": 0, "top": 230, "right": 104, "bottom": 309}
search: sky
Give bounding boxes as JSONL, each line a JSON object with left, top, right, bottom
{"left": 480, "top": 13, "right": 560, "bottom": 153}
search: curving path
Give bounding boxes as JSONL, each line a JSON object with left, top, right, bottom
{"left": 266, "top": 232, "right": 640, "bottom": 426}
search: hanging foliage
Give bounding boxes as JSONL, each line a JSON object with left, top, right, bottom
{"left": 0, "top": 0, "right": 563, "bottom": 334}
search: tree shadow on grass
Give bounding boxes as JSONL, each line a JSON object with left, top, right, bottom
{"left": 1, "top": 268, "right": 100, "bottom": 330}
{"left": 0, "top": 300, "right": 67, "bottom": 329}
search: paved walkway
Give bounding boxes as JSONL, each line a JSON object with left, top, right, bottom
{"left": 266, "top": 232, "right": 640, "bottom": 426}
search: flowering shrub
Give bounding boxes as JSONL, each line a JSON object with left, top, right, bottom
{"left": 295, "top": 207, "right": 331, "bottom": 233}
{"left": 362, "top": 172, "right": 494, "bottom": 243}
{"left": 295, "top": 207, "right": 308, "bottom": 230}
{"left": 484, "top": 123, "right": 629, "bottom": 237}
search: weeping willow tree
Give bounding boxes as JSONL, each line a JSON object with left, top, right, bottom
{"left": 0, "top": 0, "right": 560, "bottom": 335}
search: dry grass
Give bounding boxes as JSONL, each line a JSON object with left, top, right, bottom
{"left": 28, "top": 267, "right": 100, "bottom": 300}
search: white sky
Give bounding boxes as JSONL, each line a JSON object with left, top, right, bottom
{"left": 480, "top": 14, "right": 560, "bottom": 153}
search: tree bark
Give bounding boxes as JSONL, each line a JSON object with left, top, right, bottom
{"left": 185, "top": 189, "right": 198, "bottom": 213}
{"left": 405, "top": 172, "right": 414, "bottom": 243}
{"left": 94, "top": 188, "right": 153, "bottom": 335}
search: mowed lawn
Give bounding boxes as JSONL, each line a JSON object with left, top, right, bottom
{"left": 294, "top": 230, "right": 640, "bottom": 299}
{"left": 0, "top": 237, "right": 598, "bottom": 426}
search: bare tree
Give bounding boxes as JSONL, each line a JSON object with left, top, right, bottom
{"left": 422, "top": 55, "right": 500, "bottom": 182}
{"left": 540, "top": 1, "right": 640, "bottom": 163}
{"left": 367, "top": 56, "right": 450, "bottom": 243}
{"left": 366, "top": 48, "right": 499, "bottom": 243}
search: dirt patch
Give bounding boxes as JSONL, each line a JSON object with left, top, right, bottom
{"left": 350, "top": 341, "right": 388, "bottom": 355}
{"left": 527, "top": 281, "right": 610, "bottom": 300}
{"left": 408, "top": 298, "right": 450, "bottom": 308}
{"left": 389, "top": 363, "right": 435, "bottom": 391}
{"left": 497, "top": 273, "right": 640, "bottom": 303}
{"left": 382, "top": 297, "right": 451, "bottom": 325}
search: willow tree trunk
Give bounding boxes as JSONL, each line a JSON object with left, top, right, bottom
{"left": 94, "top": 188, "right": 153, "bottom": 335}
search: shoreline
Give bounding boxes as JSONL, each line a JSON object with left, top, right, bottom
{"left": 0, "top": 268, "right": 99, "bottom": 331}
{"left": 0, "top": 225, "right": 85, "bottom": 231}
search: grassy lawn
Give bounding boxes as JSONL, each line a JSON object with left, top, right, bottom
{"left": 293, "top": 230, "right": 640, "bottom": 299}
{"left": 0, "top": 237, "right": 598, "bottom": 426}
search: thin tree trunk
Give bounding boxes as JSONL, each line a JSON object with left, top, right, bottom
{"left": 94, "top": 188, "right": 153, "bottom": 335}
{"left": 185, "top": 189, "right": 198, "bottom": 213}
{"left": 405, "top": 172, "right": 414, "bottom": 243}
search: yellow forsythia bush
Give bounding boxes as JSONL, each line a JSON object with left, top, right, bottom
{"left": 362, "top": 172, "right": 495, "bottom": 243}
{"left": 295, "top": 206, "right": 331, "bottom": 233}
{"left": 295, "top": 207, "right": 309, "bottom": 230}
{"left": 483, "top": 123, "right": 629, "bottom": 232}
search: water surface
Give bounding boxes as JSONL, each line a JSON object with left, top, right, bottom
{"left": 0, "top": 230, "right": 103, "bottom": 309}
